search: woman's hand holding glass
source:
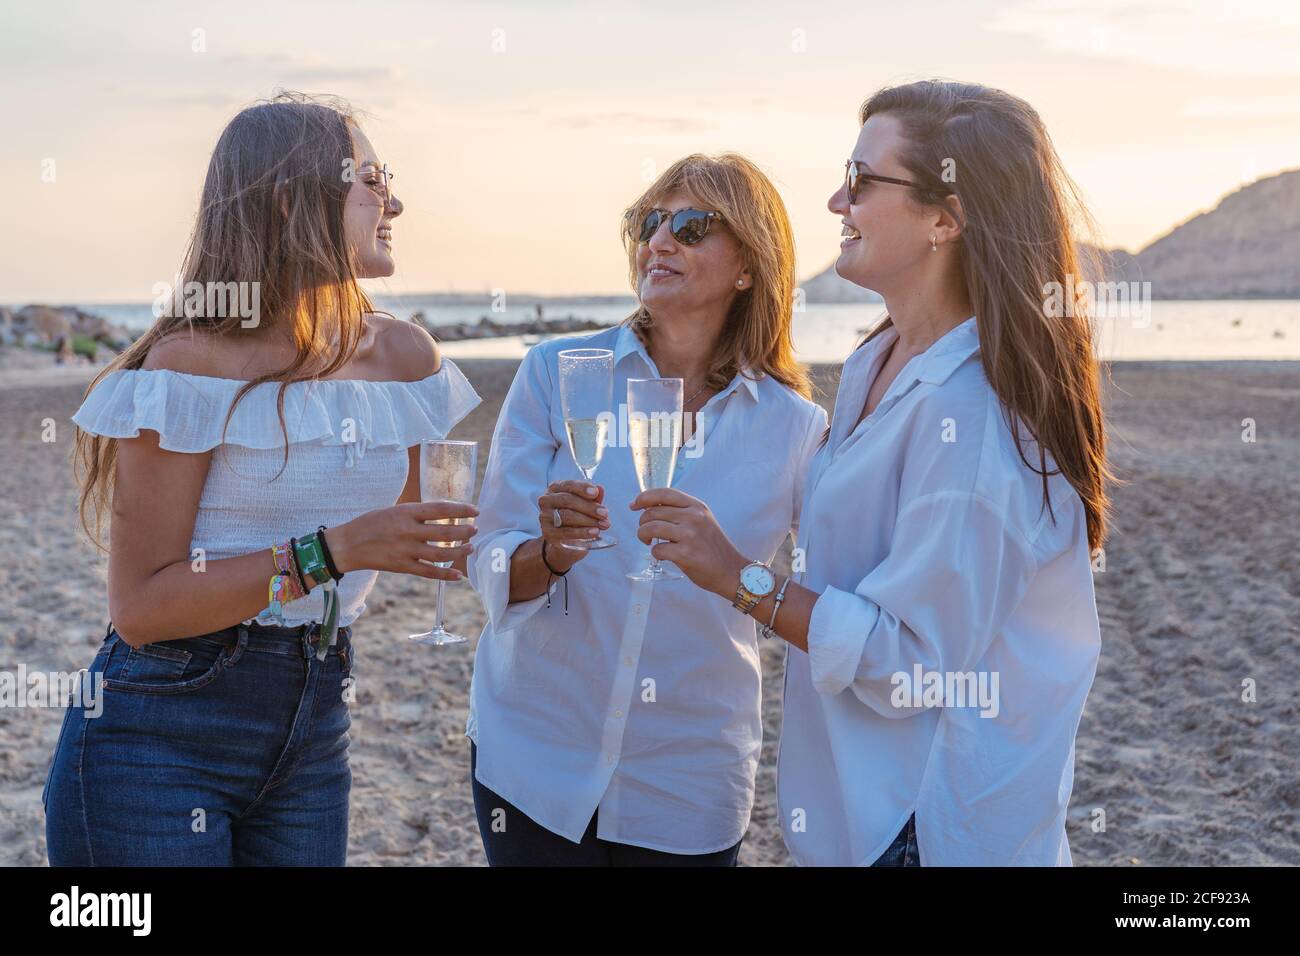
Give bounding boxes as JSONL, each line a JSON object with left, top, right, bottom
{"left": 629, "top": 488, "right": 747, "bottom": 597}
{"left": 328, "top": 500, "right": 478, "bottom": 581}
{"left": 536, "top": 480, "right": 611, "bottom": 566}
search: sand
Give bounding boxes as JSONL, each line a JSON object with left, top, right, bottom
{"left": 1, "top": 354, "right": 1296, "bottom": 866}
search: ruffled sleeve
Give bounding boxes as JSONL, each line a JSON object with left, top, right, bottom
{"left": 71, "top": 368, "right": 242, "bottom": 453}
{"left": 71, "top": 360, "right": 482, "bottom": 463}
{"left": 405, "top": 357, "right": 482, "bottom": 441}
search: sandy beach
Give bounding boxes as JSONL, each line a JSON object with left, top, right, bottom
{"left": 1, "top": 352, "right": 1296, "bottom": 866}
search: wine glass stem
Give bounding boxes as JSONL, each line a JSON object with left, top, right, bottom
{"left": 648, "top": 539, "right": 661, "bottom": 574}
{"left": 435, "top": 578, "right": 447, "bottom": 631}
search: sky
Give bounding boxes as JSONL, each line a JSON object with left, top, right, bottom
{"left": 2, "top": 0, "right": 1298, "bottom": 302}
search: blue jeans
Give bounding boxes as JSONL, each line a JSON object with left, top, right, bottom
{"left": 470, "top": 741, "right": 743, "bottom": 866}
{"left": 871, "top": 813, "right": 921, "bottom": 866}
{"left": 44, "top": 621, "right": 354, "bottom": 866}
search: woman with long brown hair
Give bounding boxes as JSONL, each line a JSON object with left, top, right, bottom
{"left": 632, "top": 80, "right": 1109, "bottom": 865}
{"left": 44, "top": 94, "right": 481, "bottom": 866}
{"left": 466, "top": 153, "right": 827, "bottom": 865}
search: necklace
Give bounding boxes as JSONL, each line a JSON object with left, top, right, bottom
{"left": 684, "top": 380, "right": 708, "bottom": 408}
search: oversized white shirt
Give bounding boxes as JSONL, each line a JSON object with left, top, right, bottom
{"left": 468, "top": 323, "right": 828, "bottom": 853}
{"left": 778, "top": 316, "right": 1101, "bottom": 866}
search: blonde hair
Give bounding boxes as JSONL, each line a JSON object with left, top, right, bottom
{"left": 619, "top": 153, "right": 811, "bottom": 399}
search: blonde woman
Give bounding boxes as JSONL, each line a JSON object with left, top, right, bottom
{"left": 45, "top": 95, "right": 481, "bottom": 866}
{"left": 635, "top": 81, "right": 1110, "bottom": 866}
{"left": 467, "top": 154, "right": 827, "bottom": 865}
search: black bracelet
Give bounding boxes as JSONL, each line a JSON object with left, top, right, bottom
{"left": 541, "top": 541, "right": 570, "bottom": 615}
{"left": 540, "top": 540, "right": 570, "bottom": 577}
{"left": 317, "top": 525, "right": 345, "bottom": 581}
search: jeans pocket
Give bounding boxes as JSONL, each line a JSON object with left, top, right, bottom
{"left": 103, "top": 633, "right": 230, "bottom": 696}
{"left": 339, "top": 637, "right": 353, "bottom": 679}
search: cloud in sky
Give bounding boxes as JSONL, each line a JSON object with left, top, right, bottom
{"left": 986, "top": 0, "right": 1300, "bottom": 77}
{"left": 2, "top": 0, "right": 1298, "bottom": 300}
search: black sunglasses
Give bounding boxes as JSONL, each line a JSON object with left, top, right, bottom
{"left": 636, "top": 207, "right": 724, "bottom": 245}
{"left": 844, "top": 160, "right": 944, "bottom": 203}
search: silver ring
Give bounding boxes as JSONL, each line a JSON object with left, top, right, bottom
{"left": 552, "top": 508, "right": 563, "bottom": 528}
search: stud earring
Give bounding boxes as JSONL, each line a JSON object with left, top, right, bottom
{"left": 736, "top": 279, "right": 745, "bottom": 288}
{"left": 930, "top": 236, "right": 938, "bottom": 252}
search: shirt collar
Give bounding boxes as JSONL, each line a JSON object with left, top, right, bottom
{"left": 915, "top": 315, "right": 979, "bottom": 385}
{"left": 613, "top": 322, "right": 762, "bottom": 403}
{"left": 861, "top": 314, "right": 979, "bottom": 388}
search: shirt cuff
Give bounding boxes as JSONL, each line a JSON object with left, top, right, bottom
{"left": 806, "top": 585, "right": 880, "bottom": 696}
{"left": 469, "top": 530, "right": 554, "bottom": 634}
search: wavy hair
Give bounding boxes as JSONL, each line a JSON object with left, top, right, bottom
{"left": 620, "top": 153, "right": 811, "bottom": 399}
{"left": 75, "top": 92, "right": 377, "bottom": 550}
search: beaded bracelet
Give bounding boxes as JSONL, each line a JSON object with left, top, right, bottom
{"left": 271, "top": 542, "right": 307, "bottom": 598}
{"left": 268, "top": 540, "right": 307, "bottom": 624}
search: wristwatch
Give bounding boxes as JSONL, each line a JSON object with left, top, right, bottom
{"left": 732, "top": 561, "right": 776, "bottom": 615}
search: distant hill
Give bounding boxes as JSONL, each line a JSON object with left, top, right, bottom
{"left": 799, "top": 261, "right": 883, "bottom": 304}
{"left": 801, "top": 169, "right": 1300, "bottom": 301}
{"left": 1107, "top": 169, "right": 1300, "bottom": 298}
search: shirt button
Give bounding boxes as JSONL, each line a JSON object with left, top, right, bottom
{"left": 614, "top": 709, "right": 623, "bottom": 718}
{"left": 607, "top": 754, "right": 615, "bottom": 764}
{"left": 633, "top": 603, "right": 643, "bottom": 614}
{"left": 624, "top": 656, "right": 634, "bottom": 665}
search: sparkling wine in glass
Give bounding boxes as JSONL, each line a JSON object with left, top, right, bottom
{"left": 626, "top": 377, "right": 684, "bottom": 582}
{"left": 559, "top": 348, "right": 618, "bottom": 551}
{"left": 409, "top": 439, "right": 478, "bottom": 646}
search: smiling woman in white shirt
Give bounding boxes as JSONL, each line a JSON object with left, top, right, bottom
{"left": 45, "top": 95, "right": 481, "bottom": 867}
{"left": 632, "top": 80, "right": 1111, "bottom": 866}
{"left": 467, "top": 153, "right": 827, "bottom": 865}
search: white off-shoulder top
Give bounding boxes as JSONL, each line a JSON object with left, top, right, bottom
{"left": 72, "top": 362, "right": 482, "bottom": 628}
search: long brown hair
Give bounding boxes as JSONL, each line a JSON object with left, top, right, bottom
{"left": 75, "top": 92, "right": 376, "bottom": 550}
{"left": 859, "top": 80, "right": 1110, "bottom": 551}
{"left": 620, "top": 153, "right": 811, "bottom": 399}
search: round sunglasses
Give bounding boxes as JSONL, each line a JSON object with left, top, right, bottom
{"left": 636, "top": 207, "right": 724, "bottom": 245}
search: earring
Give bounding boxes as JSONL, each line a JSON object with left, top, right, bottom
{"left": 736, "top": 279, "right": 745, "bottom": 288}
{"left": 930, "top": 236, "right": 938, "bottom": 252}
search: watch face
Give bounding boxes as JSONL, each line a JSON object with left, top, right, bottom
{"left": 740, "top": 564, "right": 775, "bottom": 596}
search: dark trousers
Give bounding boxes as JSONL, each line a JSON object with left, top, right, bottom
{"left": 870, "top": 813, "right": 921, "bottom": 866}
{"left": 470, "top": 741, "right": 742, "bottom": 867}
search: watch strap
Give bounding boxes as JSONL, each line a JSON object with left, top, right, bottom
{"left": 732, "top": 561, "right": 773, "bottom": 615}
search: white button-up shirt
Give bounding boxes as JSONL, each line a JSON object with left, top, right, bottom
{"left": 468, "top": 323, "right": 828, "bottom": 854}
{"left": 779, "top": 316, "right": 1101, "bottom": 866}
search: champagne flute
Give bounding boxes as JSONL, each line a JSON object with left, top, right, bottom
{"left": 408, "top": 439, "right": 478, "bottom": 646}
{"left": 626, "top": 377, "right": 684, "bottom": 582}
{"left": 558, "top": 348, "right": 618, "bottom": 550}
